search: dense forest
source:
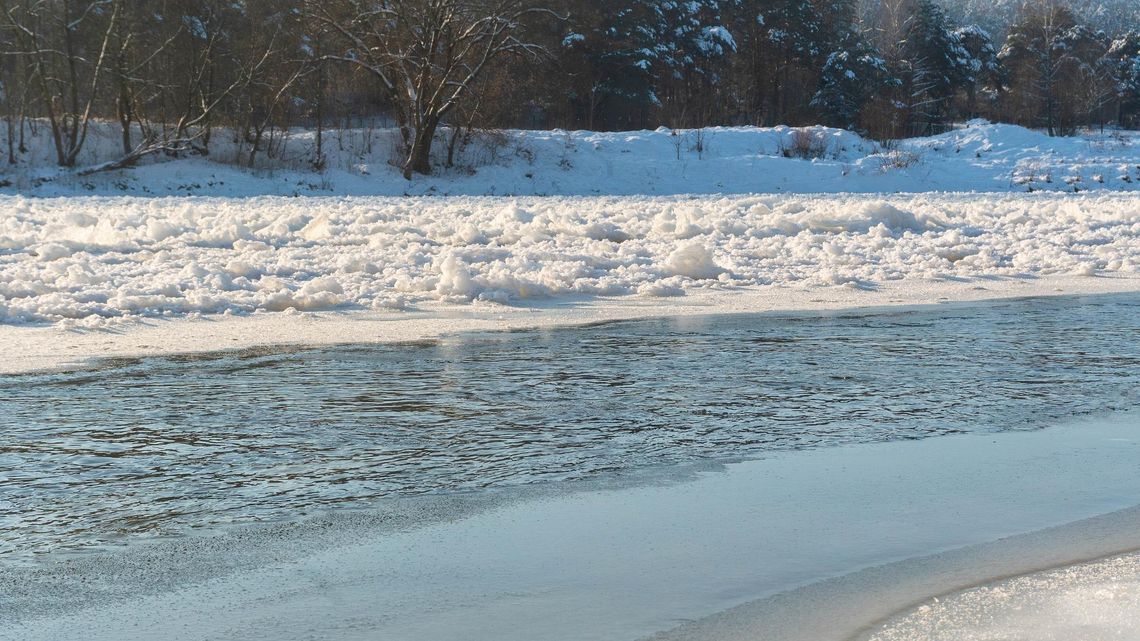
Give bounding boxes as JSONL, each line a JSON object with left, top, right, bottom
{"left": 2, "top": 0, "right": 1139, "bottom": 177}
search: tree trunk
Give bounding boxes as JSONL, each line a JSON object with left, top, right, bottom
{"left": 314, "top": 75, "right": 324, "bottom": 169}
{"left": 249, "top": 130, "right": 261, "bottom": 167}
{"left": 4, "top": 80, "right": 14, "bottom": 164}
{"left": 403, "top": 116, "right": 439, "bottom": 179}
{"left": 446, "top": 125, "right": 461, "bottom": 168}
{"left": 118, "top": 87, "right": 133, "bottom": 156}
{"left": 588, "top": 89, "right": 598, "bottom": 131}
{"left": 5, "top": 110, "right": 14, "bottom": 165}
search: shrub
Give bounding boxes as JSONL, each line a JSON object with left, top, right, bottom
{"left": 875, "top": 149, "right": 922, "bottom": 172}
{"left": 780, "top": 128, "right": 830, "bottom": 160}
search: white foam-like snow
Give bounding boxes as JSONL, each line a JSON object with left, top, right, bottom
{"left": 1, "top": 192, "right": 1137, "bottom": 327}
{"left": 665, "top": 242, "right": 725, "bottom": 279}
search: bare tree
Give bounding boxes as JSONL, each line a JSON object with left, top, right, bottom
{"left": 79, "top": 9, "right": 290, "bottom": 175}
{"left": 310, "top": 0, "right": 557, "bottom": 179}
{"left": 0, "top": 10, "right": 23, "bottom": 164}
{"left": 1, "top": 0, "right": 120, "bottom": 167}
{"left": 106, "top": 2, "right": 182, "bottom": 158}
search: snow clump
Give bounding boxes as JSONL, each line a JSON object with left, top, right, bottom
{"left": 666, "top": 243, "right": 726, "bottom": 279}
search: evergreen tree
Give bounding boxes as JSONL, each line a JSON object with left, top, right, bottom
{"left": 953, "top": 25, "right": 1001, "bottom": 118}
{"left": 743, "top": 0, "right": 824, "bottom": 124}
{"left": 560, "top": 0, "right": 736, "bottom": 128}
{"left": 811, "top": 41, "right": 890, "bottom": 130}
{"left": 559, "top": 0, "right": 661, "bottom": 129}
{"left": 895, "top": 0, "right": 974, "bottom": 133}
{"left": 642, "top": 0, "right": 738, "bottom": 125}
{"left": 809, "top": 0, "right": 894, "bottom": 131}
{"left": 999, "top": 4, "right": 1073, "bottom": 135}
{"left": 1000, "top": 5, "right": 1111, "bottom": 135}
{"left": 1107, "top": 32, "right": 1140, "bottom": 127}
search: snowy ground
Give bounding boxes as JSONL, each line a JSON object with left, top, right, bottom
{"left": 5, "top": 122, "right": 1140, "bottom": 198}
{"left": 867, "top": 553, "right": 1140, "bottom": 641}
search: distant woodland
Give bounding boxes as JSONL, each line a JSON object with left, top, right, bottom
{"left": 2, "top": 0, "right": 1139, "bottom": 177}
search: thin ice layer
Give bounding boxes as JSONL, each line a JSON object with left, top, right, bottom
{"left": 867, "top": 554, "right": 1140, "bottom": 641}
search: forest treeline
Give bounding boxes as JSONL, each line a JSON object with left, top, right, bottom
{"left": 2, "top": 0, "right": 1139, "bottom": 178}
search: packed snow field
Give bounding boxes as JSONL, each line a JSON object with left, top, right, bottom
{"left": 1, "top": 192, "right": 1138, "bottom": 330}
{"left": 6, "top": 122, "right": 1140, "bottom": 197}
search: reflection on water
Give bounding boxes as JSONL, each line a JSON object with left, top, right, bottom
{"left": 1, "top": 294, "right": 1138, "bottom": 557}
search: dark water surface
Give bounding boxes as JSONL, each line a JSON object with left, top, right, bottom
{"left": 2, "top": 294, "right": 1139, "bottom": 558}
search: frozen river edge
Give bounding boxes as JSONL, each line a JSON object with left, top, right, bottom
{"left": 4, "top": 273, "right": 1140, "bottom": 376}
{"left": 3, "top": 189, "right": 1140, "bottom": 374}
{"left": 652, "top": 424, "right": 1140, "bottom": 641}
{"left": 4, "top": 411, "right": 1139, "bottom": 641}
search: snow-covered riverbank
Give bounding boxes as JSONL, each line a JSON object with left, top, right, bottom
{"left": 6, "top": 123, "right": 1140, "bottom": 198}
{"left": 2, "top": 191, "right": 1138, "bottom": 372}
{"left": 2, "top": 273, "right": 1140, "bottom": 375}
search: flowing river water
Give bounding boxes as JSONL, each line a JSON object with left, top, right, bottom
{"left": 2, "top": 293, "right": 1138, "bottom": 560}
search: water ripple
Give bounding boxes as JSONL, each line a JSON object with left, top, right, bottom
{"left": 2, "top": 294, "right": 1139, "bottom": 558}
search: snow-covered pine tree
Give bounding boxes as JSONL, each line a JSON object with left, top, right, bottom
{"left": 999, "top": 5, "right": 1112, "bottom": 135}
{"left": 952, "top": 25, "right": 1001, "bottom": 118}
{"left": 809, "top": 0, "right": 889, "bottom": 132}
{"left": 559, "top": 0, "right": 659, "bottom": 129}
{"left": 644, "top": 0, "right": 738, "bottom": 126}
{"left": 742, "top": 0, "right": 824, "bottom": 125}
{"left": 893, "top": 0, "right": 975, "bottom": 134}
{"left": 1106, "top": 32, "right": 1140, "bottom": 127}
{"left": 1057, "top": 24, "right": 1115, "bottom": 130}
{"left": 561, "top": 0, "right": 736, "bottom": 128}
{"left": 811, "top": 41, "right": 890, "bottom": 130}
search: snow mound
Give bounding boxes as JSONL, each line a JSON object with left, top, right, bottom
{"left": 807, "top": 202, "right": 935, "bottom": 234}
{"left": 435, "top": 253, "right": 477, "bottom": 299}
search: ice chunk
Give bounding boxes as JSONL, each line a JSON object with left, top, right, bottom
{"left": 666, "top": 243, "right": 724, "bottom": 280}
